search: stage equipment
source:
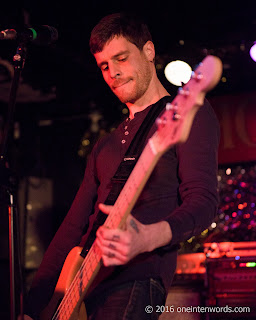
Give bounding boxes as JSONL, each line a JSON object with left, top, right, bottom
{"left": 204, "top": 241, "right": 256, "bottom": 319}
{"left": 0, "top": 25, "right": 57, "bottom": 320}
{"left": 0, "top": 25, "right": 58, "bottom": 45}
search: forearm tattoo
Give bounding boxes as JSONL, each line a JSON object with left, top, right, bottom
{"left": 130, "top": 219, "right": 139, "bottom": 233}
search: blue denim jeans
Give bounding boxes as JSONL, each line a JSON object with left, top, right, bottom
{"left": 85, "top": 278, "right": 166, "bottom": 320}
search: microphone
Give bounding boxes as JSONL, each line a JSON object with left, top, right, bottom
{"left": 0, "top": 25, "right": 58, "bottom": 45}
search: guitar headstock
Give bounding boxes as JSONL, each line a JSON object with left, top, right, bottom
{"left": 150, "top": 55, "right": 222, "bottom": 154}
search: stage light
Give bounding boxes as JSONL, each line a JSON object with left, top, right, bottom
{"left": 226, "top": 168, "right": 231, "bottom": 175}
{"left": 250, "top": 43, "right": 256, "bottom": 62}
{"left": 211, "top": 222, "right": 217, "bottom": 229}
{"left": 164, "top": 60, "right": 192, "bottom": 86}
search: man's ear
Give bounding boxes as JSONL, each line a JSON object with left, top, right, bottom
{"left": 143, "top": 41, "right": 155, "bottom": 62}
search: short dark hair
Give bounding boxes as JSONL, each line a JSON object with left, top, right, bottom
{"left": 89, "top": 12, "right": 152, "bottom": 54}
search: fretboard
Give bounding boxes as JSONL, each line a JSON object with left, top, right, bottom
{"left": 52, "top": 136, "right": 162, "bottom": 320}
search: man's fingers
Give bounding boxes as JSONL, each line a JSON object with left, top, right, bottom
{"left": 97, "top": 227, "right": 133, "bottom": 248}
{"left": 95, "top": 215, "right": 143, "bottom": 266}
{"left": 97, "top": 226, "right": 123, "bottom": 241}
{"left": 101, "top": 254, "right": 126, "bottom": 266}
{"left": 100, "top": 245, "right": 129, "bottom": 266}
{"left": 96, "top": 231, "right": 130, "bottom": 265}
{"left": 96, "top": 236, "right": 128, "bottom": 255}
{"left": 98, "top": 203, "right": 112, "bottom": 215}
{"left": 100, "top": 244, "right": 128, "bottom": 262}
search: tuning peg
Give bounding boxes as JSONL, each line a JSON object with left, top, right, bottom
{"left": 178, "top": 87, "right": 190, "bottom": 96}
{"left": 173, "top": 112, "right": 181, "bottom": 121}
{"left": 156, "top": 117, "right": 167, "bottom": 126}
{"left": 191, "top": 71, "right": 203, "bottom": 80}
{"left": 165, "top": 103, "right": 173, "bottom": 111}
{"left": 156, "top": 117, "right": 163, "bottom": 126}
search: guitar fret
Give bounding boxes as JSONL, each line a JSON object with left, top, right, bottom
{"left": 122, "top": 190, "right": 131, "bottom": 207}
{"left": 87, "top": 249, "right": 93, "bottom": 270}
{"left": 148, "top": 138, "right": 157, "bottom": 155}
{"left": 64, "top": 296, "right": 72, "bottom": 319}
{"left": 73, "top": 286, "right": 80, "bottom": 302}
{"left": 79, "top": 265, "right": 84, "bottom": 297}
{"left": 87, "top": 251, "right": 94, "bottom": 273}
{"left": 67, "top": 295, "right": 72, "bottom": 316}
{"left": 106, "top": 211, "right": 119, "bottom": 228}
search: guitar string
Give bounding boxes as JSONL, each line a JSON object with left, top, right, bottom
{"left": 60, "top": 241, "right": 104, "bottom": 318}
{"left": 51, "top": 144, "right": 154, "bottom": 319}
{"left": 52, "top": 245, "right": 100, "bottom": 319}
{"left": 51, "top": 189, "right": 131, "bottom": 319}
{"left": 52, "top": 244, "right": 100, "bottom": 319}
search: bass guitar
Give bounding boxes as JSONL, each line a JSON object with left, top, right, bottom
{"left": 40, "top": 55, "right": 222, "bottom": 320}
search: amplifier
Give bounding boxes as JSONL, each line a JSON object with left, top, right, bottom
{"left": 174, "top": 253, "right": 206, "bottom": 284}
{"left": 204, "top": 242, "right": 256, "bottom": 318}
{"left": 206, "top": 256, "right": 256, "bottom": 295}
{"left": 204, "top": 241, "right": 256, "bottom": 295}
{"left": 176, "top": 253, "right": 206, "bottom": 275}
{"left": 204, "top": 241, "right": 256, "bottom": 259}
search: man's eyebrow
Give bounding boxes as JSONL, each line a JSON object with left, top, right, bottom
{"left": 112, "top": 50, "right": 129, "bottom": 59}
{"left": 97, "top": 50, "right": 129, "bottom": 68}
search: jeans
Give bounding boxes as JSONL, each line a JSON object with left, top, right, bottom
{"left": 85, "top": 278, "right": 166, "bottom": 320}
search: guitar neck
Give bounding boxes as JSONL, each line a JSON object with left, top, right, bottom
{"left": 53, "top": 137, "right": 162, "bottom": 319}
{"left": 105, "top": 139, "right": 162, "bottom": 229}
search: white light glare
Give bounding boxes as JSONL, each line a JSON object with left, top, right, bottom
{"left": 250, "top": 43, "right": 256, "bottom": 62}
{"left": 164, "top": 60, "right": 192, "bottom": 86}
{"left": 226, "top": 168, "right": 231, "bottom": 175}
{"left": 211, "top": 222, "right": 217, "bottom": 229}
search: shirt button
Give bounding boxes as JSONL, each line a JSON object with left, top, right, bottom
{"left": 124, "top": 126, "right": 128, "bottom": 130}
{"left": 121, "top": 139, "right": 126, "bottom": 144}
{"left": 124, "top": 131, "right": 129, "bottom": 135}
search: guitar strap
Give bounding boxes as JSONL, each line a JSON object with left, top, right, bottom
{"left": 80, "top": 96, "right": 172, "bottom": 258}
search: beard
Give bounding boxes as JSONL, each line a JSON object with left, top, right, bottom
{"left": 111, "top": 63, "right": 153, "bottom": 104}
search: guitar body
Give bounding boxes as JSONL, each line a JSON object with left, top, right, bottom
{"left": 40, "top": 247, "right": 87, "bottom": 320}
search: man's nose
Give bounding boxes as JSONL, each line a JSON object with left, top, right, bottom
{"left": 109, "top": 62, "right": 121, "bottom": 79}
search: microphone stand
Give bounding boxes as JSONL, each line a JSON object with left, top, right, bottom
{"left": 0, "top": 41, "right": 27, "bottom": 320}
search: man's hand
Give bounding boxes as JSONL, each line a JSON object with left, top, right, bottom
{"left": 96, "top": 203, "right": 172, "bottom": 266}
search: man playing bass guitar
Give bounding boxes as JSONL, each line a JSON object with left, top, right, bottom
{"left": 24, "top": 12, "right": 220, "bottom": 320}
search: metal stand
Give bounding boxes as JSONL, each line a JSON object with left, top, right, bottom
{"left": 0, "top": 42, "right": 27, "bottom": 320}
